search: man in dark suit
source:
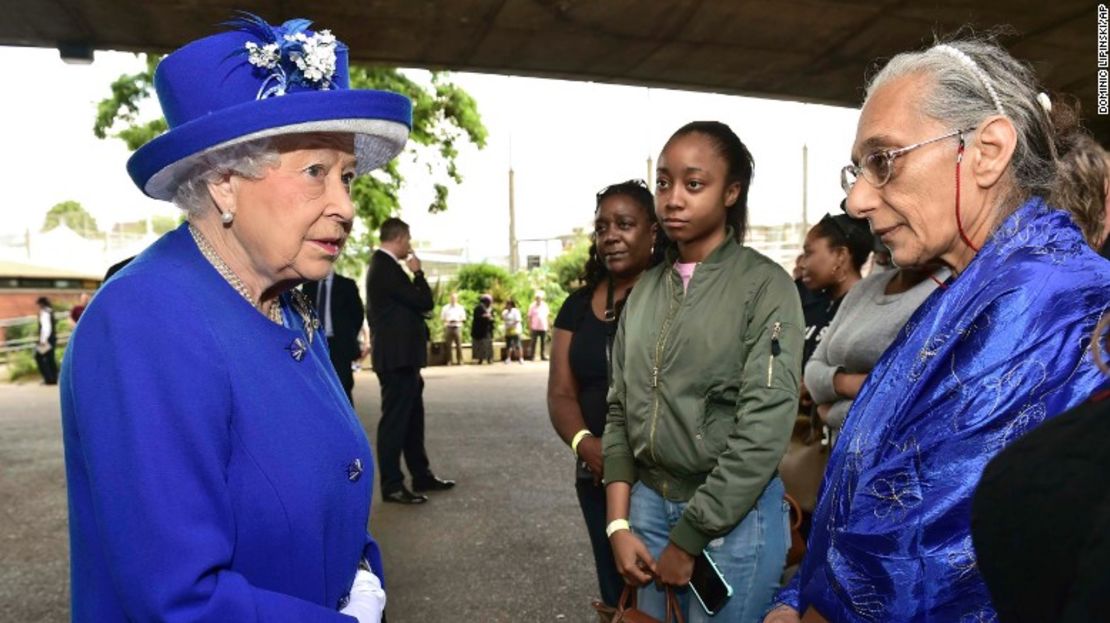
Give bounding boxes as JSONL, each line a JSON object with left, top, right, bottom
{"left": 366, "top": 218, "right": 455, "bottom": 505}
{"left": 303, "top": 269, "right": 367, "bottom": 404}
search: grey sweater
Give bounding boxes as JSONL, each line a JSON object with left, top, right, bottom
{"left": 805, "top": 267, "right": 948, "bottom": 436}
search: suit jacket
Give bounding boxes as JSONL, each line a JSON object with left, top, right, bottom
{"left": 365, "top": 249, "right": 433, "bottom": 371}
{"left": 303, "top": 274, "right": 365, "bottom": 362}
{"left": 61, "top": 224, "right": 381, "bottom": 622}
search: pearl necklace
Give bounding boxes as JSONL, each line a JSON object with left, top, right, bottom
{"left": 188, "top": 224, "right": 284, "bottom": 325}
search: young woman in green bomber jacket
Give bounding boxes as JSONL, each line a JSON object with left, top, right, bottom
{"left": 603, "top": 121, "right": 805, "bottom": 623}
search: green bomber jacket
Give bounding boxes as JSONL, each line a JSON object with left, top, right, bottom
{"left": 602, "top": 235, "right": 804, "bottom": 555}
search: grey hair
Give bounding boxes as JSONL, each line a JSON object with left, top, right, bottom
{"left": 864, "top": 37, "right": 1063, "bottom": 213}
{"left": 171, "top": 138, "right": 281, "bottom": 217}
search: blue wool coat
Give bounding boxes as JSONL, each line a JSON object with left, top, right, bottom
{"left": 61, "top": 224, "right": 380, "bottom": 622}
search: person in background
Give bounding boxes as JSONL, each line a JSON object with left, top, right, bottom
{"left": 972, "top": 314, "right": 1110, "bottom": 622}
{"left": 805, "top": 258, "right": 949, "bottom": 447}
{"left": 440, "top": 291, "right": 466, "bottom": 365}
{"left": 366, "top": 217, "right": 456, "bottom": 505}
{"left": 605, "top": 122, "right": 804, "bottom": 623}
{"left": 548, "top": 179, "right": 665, "bottom": 615}
{"left": 793, "top": 253, "right": 827, "bottom": 309}
{"left": 471, "top": 294, "right": 494, "bottom": 364}
{"left": 502, "top": 299, "right": 523, "bottom": 364}
{"left": 69, "top": 292, "right": 90, "bottom": 323}
{"left": 1050, "top": 131, "right": 1110, "bottom": 253}
{"left": 303, "top": 268, "right": 368, "bottom": 404}
{"left": 35, "top": 296, "right": 58, "bottom": 385}
{"left": 61, "top": 14, "right": 409, "bottom": 621}
{"left": 766, "top": 37, "right": 1110, "bottom": 623}
{"left": 798, "top": 212, "right": 872, "bottom": 367}
{"left": 527, "top": 291, "right": 550, "bottom": 361}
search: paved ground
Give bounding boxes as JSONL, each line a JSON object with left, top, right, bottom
{"left": 0, "top": 362, "right": 607, "bottom": 622}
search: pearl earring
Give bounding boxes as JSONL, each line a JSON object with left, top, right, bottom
{"left": 221, "top": 210, "right": 234, "bottom": 225}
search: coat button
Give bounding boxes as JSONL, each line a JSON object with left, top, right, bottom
{"left": 347, "top": 458, "right": 363, "bottom": 482}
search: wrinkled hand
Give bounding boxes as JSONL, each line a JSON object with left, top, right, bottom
{"left": 610, "top": 530, "right": 656, "bottom": 586}
{"left": 655, "top": 543, "right": 694, "bottom": 587}
{"left": 762, "top": 605, "right": 801, "bottom": 623}
{"left": 339, "top": 569, "right": 386, "bottom": 623}
{"left": 577, "top": 435, "right": 604, "bottom": 479}
{"left": 405, "top": 254, "right": 422, "bottom": 273}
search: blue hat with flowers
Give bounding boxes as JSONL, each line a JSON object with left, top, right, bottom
{"left": 127, "top": 13, "right": 412, "bottom": 200}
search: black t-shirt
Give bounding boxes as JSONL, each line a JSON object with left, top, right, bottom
{"left": 802, "top": 293, "right": 842, "bottom": 367}
{"left": 973, "top": 387, "right": 1110, "bottom": 622}
{"left": 554, "top": 286, "right": 611, "bottom": 437}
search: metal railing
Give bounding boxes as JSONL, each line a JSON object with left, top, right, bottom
{"left": 0, "top": 312, "right": 72, "bottom": 357}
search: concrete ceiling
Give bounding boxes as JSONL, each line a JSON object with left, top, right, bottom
{"left": 1, "top": 1, "right": 1102, "bottom": 137}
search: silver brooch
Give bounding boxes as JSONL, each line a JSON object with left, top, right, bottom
{"left": 347, "top": 458, "right": 363, "bottom": 482}
{"left": 286, "top": 337, "right": 307, "bottom": 362}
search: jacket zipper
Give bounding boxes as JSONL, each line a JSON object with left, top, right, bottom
{"left": 767, "top": 321, "right": 782, "bottom": 387}
{"left": 649, "top": 270, "right": 680, "bottom": 468}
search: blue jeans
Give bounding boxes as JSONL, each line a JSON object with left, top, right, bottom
{"left": 630, "top": 477, "right": 789, "bottom": 623}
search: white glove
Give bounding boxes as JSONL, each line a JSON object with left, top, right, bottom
{"left": 339, "top": 569, "right": 386, "bottom": 623}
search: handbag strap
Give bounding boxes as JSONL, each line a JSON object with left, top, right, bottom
{"left": 613, "top": 585, "right": 686, "bottom": 623}
{"left": 604, "top": 276, "right": 618, "bottom": 382}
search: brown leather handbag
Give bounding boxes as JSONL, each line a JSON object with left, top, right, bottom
{"left": 779, "top": 414, "right": 829, "bottom": 514}
{"left": 595, "top": 585, "right": 686, "bottom": 623}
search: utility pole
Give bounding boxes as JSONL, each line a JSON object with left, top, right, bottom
{"left": 801, "top": 144, "right": 809, "bottom": 234}
{"left": 508, "top": 167, "right": 518, "bottom": 272}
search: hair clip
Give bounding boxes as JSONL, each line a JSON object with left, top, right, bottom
{"left": 1036, "top": 92, "right": 1052, "bottom": 115}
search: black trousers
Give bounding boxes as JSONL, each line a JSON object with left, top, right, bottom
{"left": 530, "top": 330, "right": 547, "bottom": 360}
{"left": 576, "top": 478, "right": 623, "bottom": 607}
{"left": 327, "top": 337, "right": 355, "bottom": 404}
{"left": 35, "top": 346, "right": 58, "bottom": 385}
{"left": 375, "top": 368, "right": 432, "bottom": 495}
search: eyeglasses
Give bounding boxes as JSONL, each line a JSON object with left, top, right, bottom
{"left": 840, "top": 127, "right": 976, "bottom": 195}
{"left": 596, "top": 178, "right": 649, "bottom": 202}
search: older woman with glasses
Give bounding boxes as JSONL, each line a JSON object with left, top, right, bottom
{"left": 765, "top": 38, "right": 1110, "bottom": 623}
{"left": 61, "top": 15, "right": 409, "bottom": 622}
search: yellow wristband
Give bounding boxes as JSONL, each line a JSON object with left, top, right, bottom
{"left": 605, "top": 518, "right": 630, "bottom": 538}
{"left": 570, "top": 429, "right": 593, "bottom": 457}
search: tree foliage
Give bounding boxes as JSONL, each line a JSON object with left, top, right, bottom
{"left": 93, "top": 55, "right": 487, "bottom": 269}
{"left": 42, "top": 201, "right": 100, "bottom": 237}
{"left": 547, "top": 235, "right": 591, "bottom": 293}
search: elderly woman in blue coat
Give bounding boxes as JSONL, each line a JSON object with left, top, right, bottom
{"left": 60, "top": 15, "right": 410, "bottom": 622}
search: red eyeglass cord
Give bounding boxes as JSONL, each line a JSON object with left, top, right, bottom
{"left": 955, "top": 138, "right": 980, "bottom": 253}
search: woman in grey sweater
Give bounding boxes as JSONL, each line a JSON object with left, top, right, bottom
{"left": 805, "top": 264, "right": 948, "bottom": 444}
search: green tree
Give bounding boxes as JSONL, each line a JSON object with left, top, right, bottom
{"left": 548, "top": 235, "right": 591, "bottom": 292}
{"left": 42, "top": 201, "right": 100, "bottom": 237}
{"left": 151, "top": 214, "right": 180, "bottom": 234}
{"left": 94, "top": 55, "right": 487, "bottom": 270}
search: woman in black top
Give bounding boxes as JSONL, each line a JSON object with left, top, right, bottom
{"left": 798, "top": 212, "right": 872, "bottom": 367}
{"left": 547, "top": 180, "right": 665, "bottom": 611}
{"left": 470, "top": 294, "right": 494, "bottom": 364}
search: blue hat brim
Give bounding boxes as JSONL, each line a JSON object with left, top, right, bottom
{"left": 127, "top": 88, "right": 412, "bottom": 200}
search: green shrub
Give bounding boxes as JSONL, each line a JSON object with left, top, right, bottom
{"left": 7, "top": 350, "right": 38, "bottom": 381}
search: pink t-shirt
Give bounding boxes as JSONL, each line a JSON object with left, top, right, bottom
{"left": 674, "top": 261, "right": 698, "bottom": 292}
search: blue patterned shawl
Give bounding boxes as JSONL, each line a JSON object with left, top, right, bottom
{"left": 775, "top": 197, "right": 1110, "bottom": 621}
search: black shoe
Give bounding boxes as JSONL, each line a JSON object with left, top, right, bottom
{"left": 412, "top": 475, "right": 456, "bottom": 492}
{"left": 382, "top": 488, "right": 428, "bottom": 505}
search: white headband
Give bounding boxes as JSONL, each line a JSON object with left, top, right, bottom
{"left": 932, "top": 44, "right": 1006, "bottom": 117}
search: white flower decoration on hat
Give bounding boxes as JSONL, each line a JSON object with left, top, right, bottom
{"left": 232, "top": 13, "right": 340, "bottom": 99}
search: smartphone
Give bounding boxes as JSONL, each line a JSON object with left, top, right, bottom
{"left": 689, "top": 550, "right": 733, "bottom": 616}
